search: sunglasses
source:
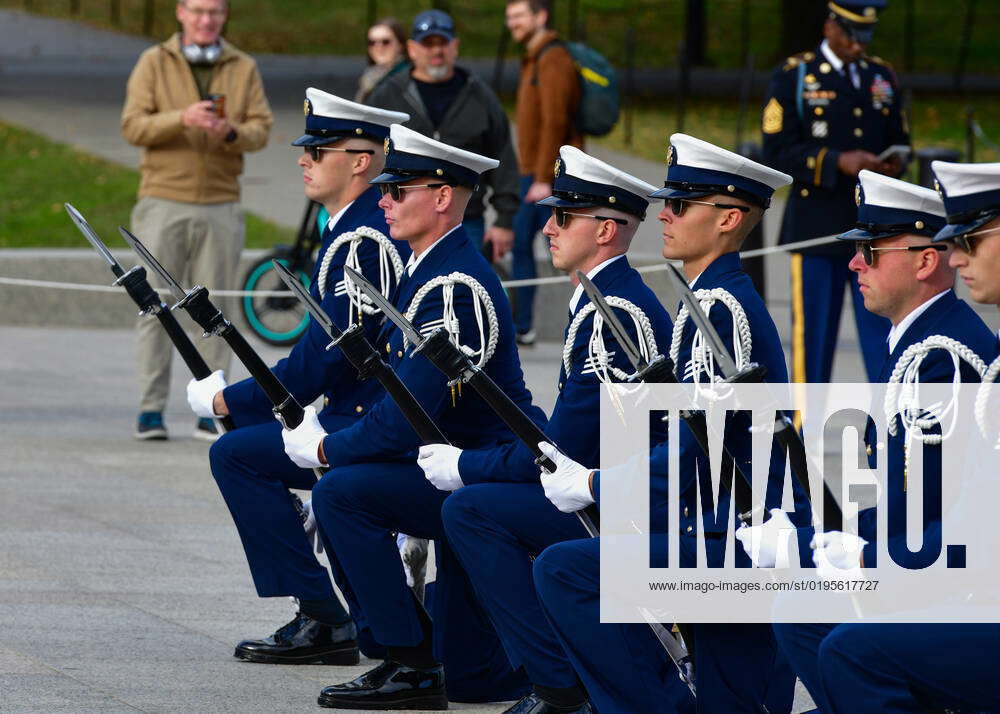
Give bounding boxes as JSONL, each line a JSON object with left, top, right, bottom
{"left": 855, "top": 241, "right": 947, "bottom": 267}
{"left": 304, "top": 146, "right": 375, "bottom": 161}
{"left": 552, "top": 207, "right": 628, "bottom": 229}
{"left": 665, "top": 197, "right": 750, "bottom": 217}
{"left": 377, "top": 183, "right": 450, "bottom": 201}
{"left": 952, "top": 225, "right": 1000, "bottom": 255}
{"left": 368, "top": 37, "right": 395, "bottom": 46}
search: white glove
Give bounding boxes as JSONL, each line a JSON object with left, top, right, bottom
{"left": 280, "top": 405, "right": 327, "bottom": 469}
{"left": 417, "top": 443, "right": 465, "bottom": 492}
{"left": 538, "top": 441, "right": 594, "bottom": 513}
{"left": 812, "top": 530, "right": 868, "bottom": 581}
{"left": 186, "top": 369, "right": 226, "bottom": 418}
{"left": 300, "top": 498, "right": 324, "bottom": 555}
{"left": 735, "top": 509, "right": 798, "bottom": 569}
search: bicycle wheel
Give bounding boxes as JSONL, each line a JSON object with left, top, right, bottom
{"left": 240, "top": 253, "right": 313, "bottom": 347}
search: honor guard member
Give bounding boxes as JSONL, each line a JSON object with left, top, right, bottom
{"left": 533, "top": 134, "right": 803, "bottom": 714}
{"left": 418, "top": 146, "right": 687, "bottom": 714}
{"left": 762, "top": 0, "right": 910, "bottom": 384}
{"left": 767, "top": 169, "right": 998, "bottom": 713}
{"left": 281, "top": 124, "right": 545, "bottom": 709}
{"left": 185, "top": 89, "right": 410, "bottom": 665}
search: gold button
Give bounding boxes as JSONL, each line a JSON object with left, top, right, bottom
{"left": 686, "top": 525, "right": 693, "bottom": 533}
{"left": 915, "top": 220, "right": 925, "bottom": 230}
{"left": 854, "top": 128, "right": 863, "bottom": 137}
{"left": 355, "top": 405, "right": 363, "bottom": 413}
{"left": 324, "top": 396, "right": 330, "bottom": 406}
{"left": 814, "top": 107, "right": 824, "bottom": 116}
{"left": 684, "top": 506, "right": 689, "bottom": 517}
{"left": 800, "top": 188, "right": 809, "bottom": 198}
{"left": 355, "top": 127, "right": 363, "bottom": 134}
{"left": 609, "top": 196, "right": 617, "bottom": 203}
{"left": 397, "top": 350, "right": 403, "bottom": 358}
{"left": 386, "top": 343, "right": 391, "bottom": 353}
{"left": 558, "top": 382, "right": 564, "bottom": 390}
{"left": 866, "top": 444, "right": 873, "bottom": 456}
{"left": 854, "top": 107, "right": 863, "bottom": 117}
{"left": 882, "top": 107, "right": 890, "bottom": 116}
{"left": 807, "top": 157, "right": 816, "bottom": 169}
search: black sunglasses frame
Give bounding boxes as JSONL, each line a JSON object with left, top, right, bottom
{"left": 666, "top": 197, "right": 751, "bottom": 217}
{"left": 304, "top": 145, "right": 375, "bottom": 161}
{"left": 377, "top": 182, "right": 451, "bottom": 201}
{"left": 552, "top": 207, "right": 629, "bottom": 229}
{"left": 855, "top": 241, "right": 947, "bottom": 267}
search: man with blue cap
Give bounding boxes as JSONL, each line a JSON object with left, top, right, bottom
{"left": 183, "top": 88, "right": 410, "bottom": 667}
{"left": 532, "top": 134, "right": 804, "bottom": 713}
{"left": 759, "top": 168, "right": 997, "bottom": 712}
{"left": 762, "top": 0, "right": 908, "bottom": 386}
{"left": 788, "top": 163, "right": 1000, "bottom": 714}
{"left": 416, "top": 145, "right": 684, "bottom": 714}
{"left": 280, "top": 123, "right": 543, "bottom": 709}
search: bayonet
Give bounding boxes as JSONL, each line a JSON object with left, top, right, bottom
{"left": 119, "top": 226, "right": 187, "bottom": 303}
{"left": 66, "top": 205, "right": 235, "bottom": 432}
{"left": 273, "top": 260, "right": 449, "bottom": 446}
{"left": 345, "top": 266, "right": 601, "bottom": 537}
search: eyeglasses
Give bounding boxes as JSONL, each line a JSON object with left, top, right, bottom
{"left": 368, "top": 37, "right": 395, "bottom": 47}
{"left": 304, "top": 146, "right": 375, "bottom": 161}
{"left": 952, "top": 225, "right": 1000, "bottom": 255}
{"left": 665, "top": 198, "right": 751, "bottom": 217}
{"left": 855, "top": 241, "right": 947, "bottom": 267}
{"left": 552, "top": 207, "right": 629, "bottom": 229}
{"left": 180, "top": 4, "right": 226, "bottom": 18}
{"left": 377, "top": 183, "right": 450, "bottom": 201}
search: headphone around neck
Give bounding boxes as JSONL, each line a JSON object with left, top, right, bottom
{"left": 182, "top": 41, "right": 222, "bottom": 66}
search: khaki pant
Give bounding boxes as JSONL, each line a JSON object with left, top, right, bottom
{"left": 131, "top": 196, "right": 244, "bottom": 413}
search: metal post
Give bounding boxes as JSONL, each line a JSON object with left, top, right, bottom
{"left": 143, "top": 0, "right": 155, "bottom": 37}
{"left": 966, "top": 105, "right": 976, "bottom": 162}
{"left": 70, "top": 0, "right": 80, "bottom": 15}
{"left": 904, "top": 0, "right": 915, "bottom": 73}
{"left": 110, "top": 0, "right": 121, "bottom": 26}
{"left": 735, "top": 51, "right": 755, "bottom": 149}
{"left": 677, "top": 40, "right": 689, "bottom": 133}
{"left": 953, "top": 0, "right": 978, "bottom": 93}
{"left": 624, "top": 25, "right": 636, "bottom": 147}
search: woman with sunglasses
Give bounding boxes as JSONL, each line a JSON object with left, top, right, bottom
{"left": 772, "top": 169, "right": 999, "bottom": 714}
{"left": 355, "top": 17, "right": 409, "bottom": 103}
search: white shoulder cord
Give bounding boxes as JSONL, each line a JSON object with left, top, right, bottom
{"left": 403, "top": 272, "right": 500, "bottom": 368}
{"left": 669, "top": 288, "right": 753, "bottom": 400}
{"left": 562, "top": 297, "right": 660, "bottom": 383}
{"left": 316, "top": 226, "right": 404, "bottom": 327}
{"left": 884, "top": 335, "right": 989, "bottom": 476}
{"left": 974, "top": 355, "right": 1000, "bottom": 449}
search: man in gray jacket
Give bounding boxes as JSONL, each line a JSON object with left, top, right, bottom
{"left": 366, "top": 9, "right": 519, "bottom": 260}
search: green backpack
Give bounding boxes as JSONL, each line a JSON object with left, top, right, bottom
{"left": 538, "top": 40, "right": 621, "bottom": 137}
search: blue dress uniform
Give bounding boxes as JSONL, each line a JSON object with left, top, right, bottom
{"left": 307, "top": 124, "right": 545, "bottom": 707}
{"left": 773, "top": 170, "right": 1000, "bottom": 713}
{"left": 440, "top": 146, "right": 686, "bottom": 713}
{"left": 762, "top": 1, "right": 906, "bottom": 383}
{"left": 535, "top": 134, "right": 802, "bottom": 714}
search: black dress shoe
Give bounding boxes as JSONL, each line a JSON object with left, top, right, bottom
{"left": 503, "top": 693, "right": 593, "bottom": 714}
{"left": 317, "top": 659, "right": 448, "bottom": 710}
{"left": 234, "top": 612, "right": 359, "bottom": 665}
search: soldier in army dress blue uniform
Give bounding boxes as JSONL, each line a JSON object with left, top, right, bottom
{"left": 762, "top": 0, "right": 909, "bottom": 384}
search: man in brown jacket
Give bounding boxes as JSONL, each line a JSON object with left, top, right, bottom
{"left": 121, "top": 0, "right": 273, "bottom": 441}
{"left": 506, "top": 0, "right": 582, "bottom": 344}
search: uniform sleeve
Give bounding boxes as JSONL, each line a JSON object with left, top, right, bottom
{"left": 321, "top": 286, "right": 483, "bottom": 467}
{"left": 222, "top": 60, "right": 273, "bottom": 154}
{"left": 120, "top": 49, "right": 186, "bottom": 147}
{"left": 761, "top": 65, "right": 841, "bottom": 190}
{"left": 481, "top": 87, "right": 521, "bottom": 230}
{"left": 532, "top": 48, "right": 579, "bottom": 181}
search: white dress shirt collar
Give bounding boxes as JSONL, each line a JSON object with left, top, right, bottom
{"left": 569, "top": 254, "right": 626, "bottom": 314}
{"left": 887, "top": 290, "right": 950, "bottom": 354}
{"left": 404, "top": 224, "right": 463, "bottom": 277}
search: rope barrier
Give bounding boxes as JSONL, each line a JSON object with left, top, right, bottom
{"left": 0, "top": 233, "right": 843, "bottom": 296}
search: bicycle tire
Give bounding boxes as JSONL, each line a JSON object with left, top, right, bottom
{"left": 240, "top": 253, "right": 313, "bottom": 347}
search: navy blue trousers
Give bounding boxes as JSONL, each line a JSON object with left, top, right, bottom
{"left": 511, "top": 174, "right": 552, "bottom": 335}
{"left": 441, "top": 483, "right": 589, "bottom": 690}
{"left": 790, "top": 252, "right": 890, "bottom": 383}
{"left": 775, "top": 622, "right": 1000, "bottom": 713}
{"left": 534, "top": 537, "right": 795, "bottom": 714}
{"left": 311, "top": 461, "right": 530, "bottom": 704}
{"left": 208, "top": 415, "right": 382, "bottom": 653}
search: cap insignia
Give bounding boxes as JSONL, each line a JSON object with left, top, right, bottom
{"left": 383, "top": 138, "right": 391, "bottom": 155}
{"left": 553, "top": 158, "right": 561, "bottom": 178}
{"left": 303, "top": 99, "right": 311, "bottom": 116}
{"left": 855, "top": 184, "right": 862, "bottom": 206}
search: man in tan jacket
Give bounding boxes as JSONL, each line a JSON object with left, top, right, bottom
{"left": 121, "top": 0, "right": 273, "bottom": 441}
{"left": 505, "top": 0, "right": 582, "bottom": 345}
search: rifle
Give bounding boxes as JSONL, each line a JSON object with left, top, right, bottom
{"left": 66, "top": 203, "right": 236, "bottom": 433}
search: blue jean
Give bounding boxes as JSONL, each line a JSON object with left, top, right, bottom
{"left": 511, "top": 174, "right": 551, "bottom": 334}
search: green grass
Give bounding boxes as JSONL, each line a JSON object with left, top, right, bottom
{"left": 594, "top": 94, "right": 1000, "bottom": 168}
{"left": 5, "top": 0, "right": 1000, "bottom": 73}
{"left": 0, "top": 122, "right": 292, "bottom": 249}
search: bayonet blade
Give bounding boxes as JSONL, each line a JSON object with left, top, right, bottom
{"left": 118, "top": 226, "right": 187, "bottom": 302}
{"left": 272, "top": 260, "right": 341, "bottom": 340}
{"left": 343, "top": 266, "right": 425, "bottom": 348}
{"left": 664, "top": 263, "right": 741, "bottom": 379}
{"left": 577, "top": 271, "right": 646, "bottom": 373}
{"left": 65, "top": 203, "right": 125, "bottom": 277}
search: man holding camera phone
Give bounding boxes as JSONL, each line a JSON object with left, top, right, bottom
{"left": 121, "top": 0, "right": 273, "bottom": 441}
